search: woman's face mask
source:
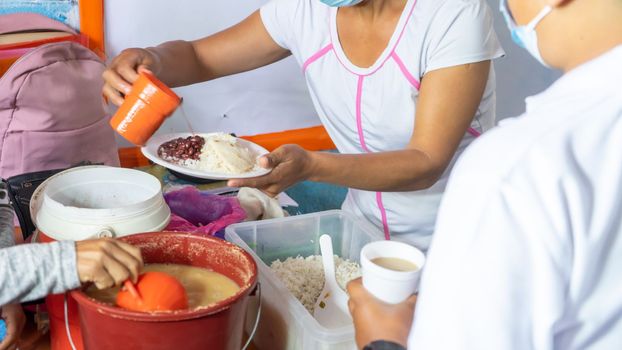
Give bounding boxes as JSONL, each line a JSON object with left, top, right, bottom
{"left": 319, "top": 0, "right": 364, "bottom": 7}
{"left": 500, "top": 0, "right": 552, "bottom": 67}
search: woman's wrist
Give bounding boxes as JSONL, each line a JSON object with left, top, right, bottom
{"left": 305, "top": 150, "right": 325, "bottom": 183}
{"left": 144, "top": 47, "right": 163, "bottom": 76}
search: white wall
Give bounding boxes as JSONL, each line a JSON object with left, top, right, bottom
{"left": 484, "top": 0, "right": 561, "bottom": 119}
{"left": 105, "top": 0, "right": 561, "bottom": 146}
{"left": 105, "top": 0, "right": 319, "bottom": 146}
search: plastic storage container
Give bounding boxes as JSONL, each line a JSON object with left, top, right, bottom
{"left": 225, "top": 210, "right": 385, "bottom": 350}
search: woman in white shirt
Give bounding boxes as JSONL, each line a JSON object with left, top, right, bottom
{"left": 103, "top": 0, "right": 503, "bottom": 249}
{"left": 347, "top": 0, "right": 622, "bottom": 349}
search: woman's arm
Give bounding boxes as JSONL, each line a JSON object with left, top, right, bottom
{"left": 314, "top": 60, "right": 491, "bottom": 191}
{"left": 230, "top": 61, "right": 491, "bottom": 194}
{"left": 103, "top": 11, "right": 290, "bottom": 105}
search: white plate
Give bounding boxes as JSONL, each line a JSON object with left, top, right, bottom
{"left": 141, "top": 132, "right": 271, "bottom": 180}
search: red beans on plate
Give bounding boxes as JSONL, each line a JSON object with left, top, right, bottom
{"left": 158, "top": 136, "right": 205, "bottom": 162}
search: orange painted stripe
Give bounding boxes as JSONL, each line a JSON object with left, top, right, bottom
{"left": 0, "top": 35, "right": 89, "bottom": 77}
{"left": 118, "top": 147, "right": 151, "bottom": 169}
{"left": 0, "top": 56, "right": 20, "bottom": 76}
{"left": 118, "top": 126, "right": 336, "bottom": 168}
{"left": 79, "top": 0, "right": 105, "bottom": 58}
{"left": 14, "top": 226, "right": 23, "bottom": 244}
{"left": 240, "top": 125, "right": 335, "bottom": 152}
{"left": 0, "top": 34, "right": 87, "bottom": 51}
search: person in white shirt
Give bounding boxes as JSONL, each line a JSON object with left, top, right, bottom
{"left": 347, "top": 0, "right": 622, "bottom": 349}
{"left": 103, "top": 0, "right": 503, "bottom": 250}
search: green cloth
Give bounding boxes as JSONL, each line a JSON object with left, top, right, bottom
{"left": 285, "top": 181, "right": 347, "bottom": 215}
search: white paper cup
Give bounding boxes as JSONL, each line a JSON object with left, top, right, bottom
{"left": 360, "top": 241, "right": 426, "bottom": 304}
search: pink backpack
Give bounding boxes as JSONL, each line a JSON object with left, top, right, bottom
{"left": 0, "top": 13, "right": 119, "bottom": 179}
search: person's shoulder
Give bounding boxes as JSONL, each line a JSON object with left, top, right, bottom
{"left": 264, "top": 0, "right": 330, "bottom": 16}
{"left": 414, "top": 0, "right": 492, "bottom": 18}
{"left": 451, "top": 116, "right": 540, "bottom": 183}
{"left": 457, "top": 101, "right": 622, "bottom": 187}
{"left": 261, "top": 0, "right": 331, "bottom": 51}
{"left": 409, "top": 0, "right": 502, "bottom": 69}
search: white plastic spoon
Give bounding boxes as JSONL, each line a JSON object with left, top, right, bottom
{"left": 313, "top": 234, "right": 352, "bottom": 328}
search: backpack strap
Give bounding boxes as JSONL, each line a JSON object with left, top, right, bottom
{"left": 0, "top": 13, "right": 76, "bottom": 36}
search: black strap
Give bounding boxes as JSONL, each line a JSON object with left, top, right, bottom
{"left": 2, "top": 161, "right": 103, "bottom": 240}
{"left": 363, "top": 340, "right": 407, "bottom": 350}
{"left": 3, "top": 168, "right": 66, "bottom": 239}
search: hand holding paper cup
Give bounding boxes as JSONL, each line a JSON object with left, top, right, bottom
{"left": 360, "top": 241, "right": 425, "bottom": 304}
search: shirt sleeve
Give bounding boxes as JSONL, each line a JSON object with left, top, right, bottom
{"left": 0, "top": 206, "right": 16, "bottom": 249}
{"left": 408, "top": 163, "right": 570, "bottom": 349}
{"left": 423, "top": 0, "right": 504, "bottom": 74}
{"left": 0, "top": 241, "right": 81, "bottom": 305}
{"left": 260, "top": 0, "right": 302, "bottom": 50}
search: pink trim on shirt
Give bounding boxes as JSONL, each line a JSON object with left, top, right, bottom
{"left": 355, "top": 75, "right": 370, "bottom": 152}
{"left": 319, "top": 0, "right": 422, "bottom": 241}
{"left": 356, "top": 75, "right": 391, "bottom": 239}
{"left": 467, "top": 127, "right": 481, "bottom": 137}
{"left": 392, "top": 52, "right": 481, "bottom": 138}
{"left": 329, "top": 0, "right": 418, "bottom": 77}
{"left": 391, "top": 52, "right": 421, "bottom": 90}
{"left": 391, "top": 0, "right": 418, "bottom": 54}
{"left": 376, "top": 192, "right": 391, "bottom": 240}
{"left": 328, "top": 25, "right": 390, "bottom": 77}
{"left": 302, "top": 43, "right": 334, "bottom": 73}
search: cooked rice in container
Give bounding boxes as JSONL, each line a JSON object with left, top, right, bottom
{"left": 270, "top": 255, "right": 362, "bottom": 313}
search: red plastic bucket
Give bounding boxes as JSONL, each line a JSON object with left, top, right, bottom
{"left": 71, "top": 232, "right": 258, "bottom": 350}
{"left": 31, "top": 166, "right": 171, "bottom": 350}
{"left": 38, "top": 231, "right": 86, "bottom": 350}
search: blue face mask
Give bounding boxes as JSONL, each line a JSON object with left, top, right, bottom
{"left": 320, "top": 0, "right": 364, "bottom": 7}
{"left": 500, "top": 0, "right": 552, "bottom": 66}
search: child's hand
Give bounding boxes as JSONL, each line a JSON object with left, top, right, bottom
{"left": 102, "top": 48, "right": 160, "bottom": 106}
{"left": 76, "top": 239, "right": 144, "bottom": 289}
{"left": 0, "top": 304, "right": 25, "bottom": 350}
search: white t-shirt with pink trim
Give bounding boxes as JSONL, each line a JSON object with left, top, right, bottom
{"left": 260, "top": 0, "right": 504, "bottom": 249}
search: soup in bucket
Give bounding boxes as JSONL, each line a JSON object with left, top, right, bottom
{"left": 86, "top": 264, "right": 240, "bottom": 310}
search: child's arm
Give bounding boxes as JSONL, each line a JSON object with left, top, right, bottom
{"left": 0, "top": 238, "right": 144, "bottom": 305}
{"left": 0, "top": 185, "right": 80, "bottom": 304}
{"left": 0, "top": 185, "right": 144, "bottom": 304}
{"left": 0, "top": 241, "right": 81, "bottom": 305}
{"left": 0, "top": 185, "right": 15, "bottom": 249}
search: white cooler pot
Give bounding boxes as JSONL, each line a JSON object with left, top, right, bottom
{"left": 31, "top": 166, "right": 170, "bottom": 241}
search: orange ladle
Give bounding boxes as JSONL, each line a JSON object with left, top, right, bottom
{"left": 123, "top": 280, "right": 143, "bottom": 302}
{"left": 117, "top": 272, "right": 189, "bottom": 312}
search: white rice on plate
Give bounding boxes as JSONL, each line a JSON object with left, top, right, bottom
{"left": 270, "top": 255, "right": 362, "bottom": 313}
{"left": 159, "top": 133, "right": 259, "bottom": 174}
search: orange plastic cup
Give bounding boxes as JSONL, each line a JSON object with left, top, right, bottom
{"left": 116, "top": 272, "right": 189, "bottom": 312}
{"left": 110, "top": 72, "right": 181, "bottom": 146}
